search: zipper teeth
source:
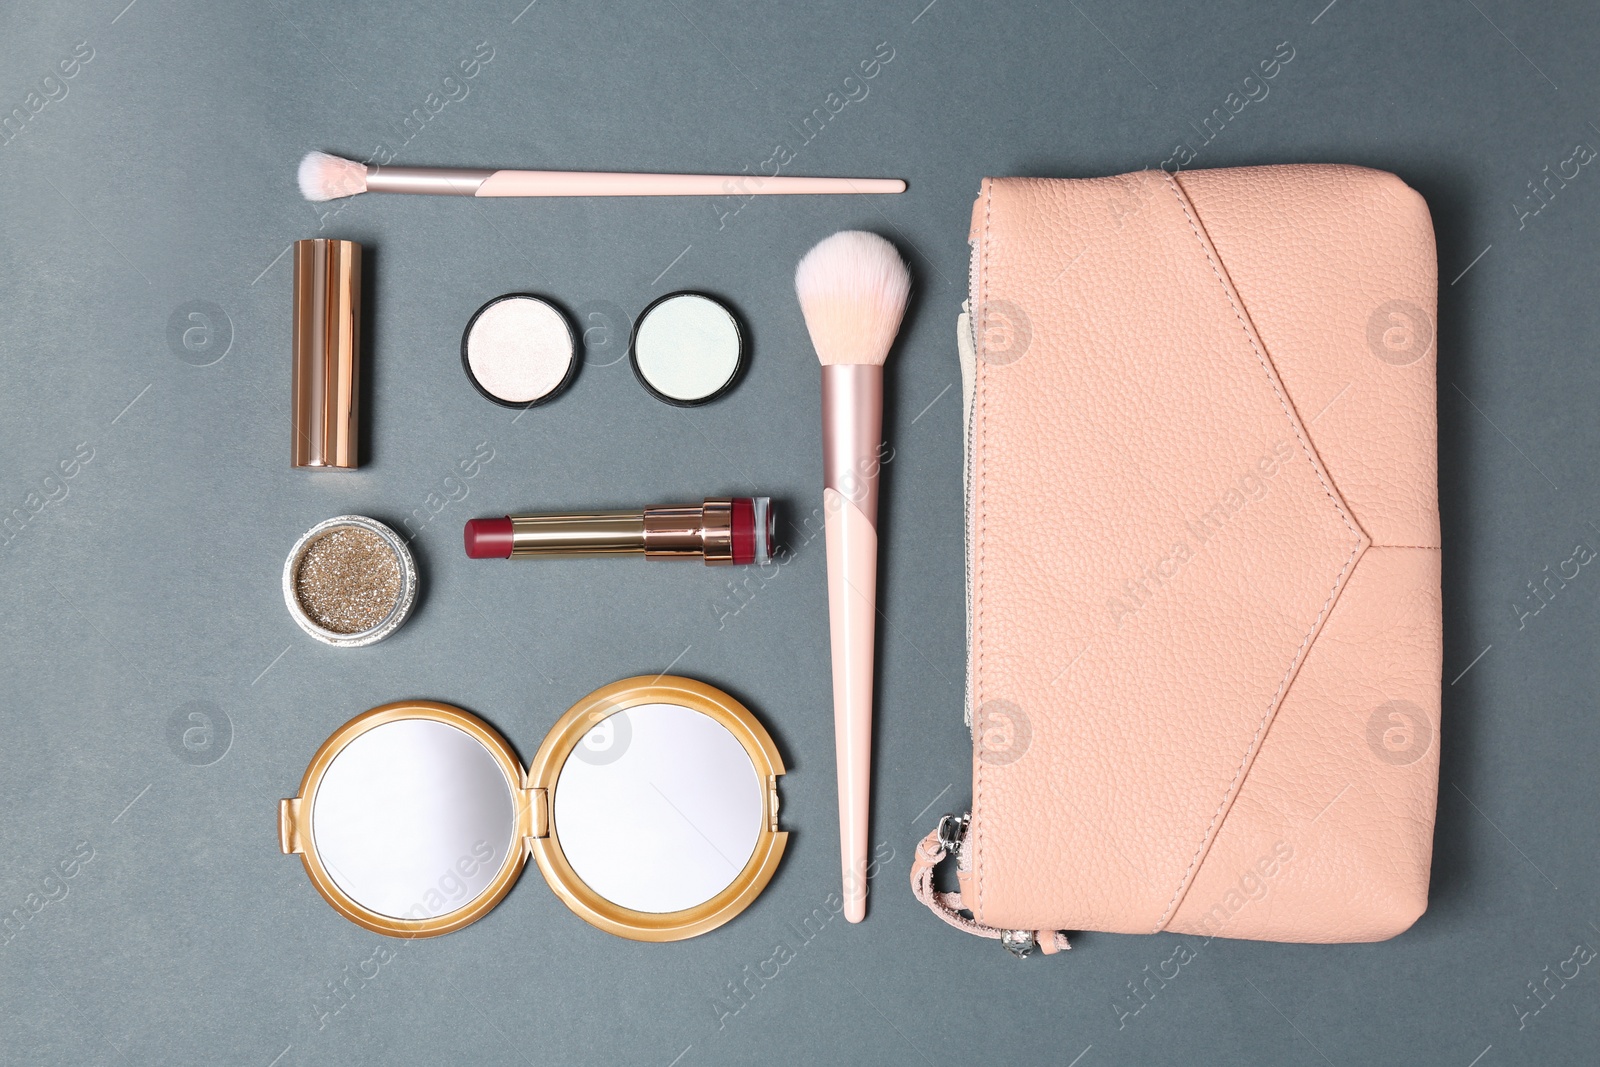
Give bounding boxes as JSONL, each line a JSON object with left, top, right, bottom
{"left": 962, "top": 237, "right": 980, "bottom": 728}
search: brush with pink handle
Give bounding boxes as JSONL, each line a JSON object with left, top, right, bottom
{"left": 795, "top": 231, "right": 911, "bottom": 923}
{"left": 298, "top": 151, "right": 906, "bottom": 201}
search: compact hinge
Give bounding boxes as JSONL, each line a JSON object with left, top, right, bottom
{"left": 521, "top": 787, "right": 549, "bottom": 840}
{"left": 278, "top": 798, "right": 304, "bottom": 855}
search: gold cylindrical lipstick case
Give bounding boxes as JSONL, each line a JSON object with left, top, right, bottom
{"left": 292, "top": 239, "right": 362, "bottom": 470}
{"left": 464, "top": 498, "right": 773, "bottom": 565}
{"left": 506, "top": 512, "right": 647, "bottom": 557}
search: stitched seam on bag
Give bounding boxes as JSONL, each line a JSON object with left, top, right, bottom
{"left": 1162, "top": 174, "right": 1363, "bottom": 544}
{"left": 1152, "top": 171, "right": 1364, "bottom": 933}
{"left": 974, "top": 178, "right": 994, "bottom": 921}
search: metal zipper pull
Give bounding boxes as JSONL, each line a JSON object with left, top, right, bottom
{"left": 1001, "top": 930, "right": 1038, "bottom": 958}
{"left": 936, "top": 812, "right": 969, "bottom": 860}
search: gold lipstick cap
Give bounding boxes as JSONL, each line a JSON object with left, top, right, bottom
{"left": 292, "top": 239, "right": 362, "bottom": 470}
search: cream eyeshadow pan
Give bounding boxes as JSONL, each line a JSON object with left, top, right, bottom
{"left": 461, "top": 294, "right": 578, "bottom": 407}
{"left": 630, "top": 292, "right": 746, "bottom": 406}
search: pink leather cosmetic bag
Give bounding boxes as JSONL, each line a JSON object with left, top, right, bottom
{"left": 912, "top": 165, "right": 1441, "bottom": 956}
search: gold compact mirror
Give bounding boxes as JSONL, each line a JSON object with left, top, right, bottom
{"left": 278, "top": 676, "right": 786, "bottom": 940}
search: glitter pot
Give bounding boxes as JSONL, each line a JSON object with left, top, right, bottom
{"left": 283, "top": 516, "right": 418, "bottom": 647}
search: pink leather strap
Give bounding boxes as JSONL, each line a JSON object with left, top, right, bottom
{"left": 909, "top": 830, "right": 1069, "bottom": 954}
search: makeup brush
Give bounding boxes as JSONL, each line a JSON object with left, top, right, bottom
{"left": 297, "top": 151, "right": 906, "bottom": 202}
{"left": 794, "top": 230, "right": 911, "bottom": 924}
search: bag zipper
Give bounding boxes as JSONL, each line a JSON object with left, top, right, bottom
{"left": 937, "top": 812, "right": 969, "bottom": 861}
{"left": 935, "top": 810, "right": 1039, "bottom": 958}
{"left": 958, "top": 235, "right": 980, "bottom": 727}
{"left": 957, "top": 225, "right": 1045, "bottom": 960}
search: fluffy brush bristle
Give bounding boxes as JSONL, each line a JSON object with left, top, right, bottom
{"left": 794, "top": 230, "right": 911, "bottom": 367}
{"left": 297, "top": 151, "right": 368, "bottom": 202}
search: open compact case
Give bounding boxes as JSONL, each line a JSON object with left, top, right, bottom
{"left": 278, "top": 676, "right": 786, "bottom": 940}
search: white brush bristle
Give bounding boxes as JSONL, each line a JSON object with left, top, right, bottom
{"left": 794, "top": 230, "right": 911, "bottom": 367}
{"left": 297, "top": 151, "right": 368, "bottom": 202}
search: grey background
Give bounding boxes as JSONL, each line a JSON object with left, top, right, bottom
{"left": 0, "top": 0, "right": 1595, "bottom": 1064}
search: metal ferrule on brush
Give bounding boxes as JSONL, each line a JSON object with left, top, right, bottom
{"left": 821, "top": 365, "right": 884, "bottom": 528}
{"left": 363, "top": 165, "right": 494, "bottom": 196}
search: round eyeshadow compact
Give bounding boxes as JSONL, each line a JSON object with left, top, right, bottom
{"left": 629, "top": 292, "right": 746, "bottom": 406}
{"left": 461, "top": 294, "right": 579, "bottom": 407}
{"left": 283, "top": 516, "right": 418, "bottom": 647}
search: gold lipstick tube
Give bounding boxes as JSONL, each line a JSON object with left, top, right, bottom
{"left": 291, "top": 239, "right": 362, "bottom": 470}
{"left": 465, "top": 497, "right": 772, "bottom": 566}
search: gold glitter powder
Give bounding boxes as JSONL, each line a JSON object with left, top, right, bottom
{"left": 293, "top": 527, "right": 402, "bottom": 634}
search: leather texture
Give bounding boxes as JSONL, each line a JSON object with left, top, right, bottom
{"left": 964, "top": 165, "right": 1440, "bottom": 942}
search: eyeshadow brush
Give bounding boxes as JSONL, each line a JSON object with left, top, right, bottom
{"left": 298, "top": 151, "right": 906, "bottom": 202}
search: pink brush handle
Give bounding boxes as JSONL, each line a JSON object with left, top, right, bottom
{"left": 821, "top": 364, "right": 884, "bottom": 923}
{"left": 476, "top": 170, "right": 904, "bottom": 197}
{"left": 825, "top": 488, "right": 877, "bottom": 924}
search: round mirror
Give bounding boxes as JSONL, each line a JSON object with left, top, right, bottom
{"left": 279, "top": 679, "right": 786, "bottom": 941}
{"left": 280, "top": 702, "right": 531, "bottom": 938}
{"left": 311, "top": 719, "right": 517, "bottom": 919}
{"left": 554, "top": 703, "right": 762, "bottom": 913}
{"left": 528, "top": 677, "right": 787, "bottom": 942}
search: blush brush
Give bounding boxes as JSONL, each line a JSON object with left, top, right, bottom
{"left": 794, "top": 230, "right": 911, "bottom": 923}
{"left": 297, "top": 151, "right": 906, "bottom": 201}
